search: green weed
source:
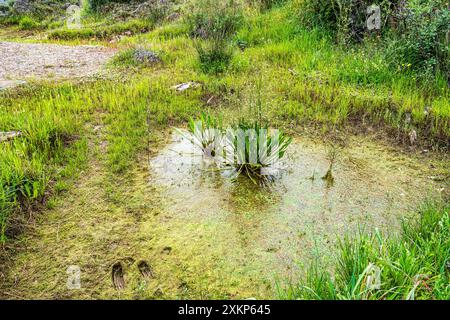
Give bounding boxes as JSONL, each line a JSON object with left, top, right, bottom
{"left": 280, "top": 201, "right": 450, "bottom": 300}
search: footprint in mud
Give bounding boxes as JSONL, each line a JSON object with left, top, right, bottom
{"left": 112, "top": 262, "right": 125, "bottom": 290}
{"left": 137, "top": 260, "right": 154, "bottom": 279}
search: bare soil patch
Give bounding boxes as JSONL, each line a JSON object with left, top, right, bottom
{"left": 0, "top": 41, "right": 116, "bottom": 87}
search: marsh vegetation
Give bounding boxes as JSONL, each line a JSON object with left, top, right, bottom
{"left": 0, "top": 0, "right": 448, "bottom": 299}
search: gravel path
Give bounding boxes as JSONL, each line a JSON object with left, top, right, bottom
{"left": 0, "top": 41, "right": 116, "bottom": 89}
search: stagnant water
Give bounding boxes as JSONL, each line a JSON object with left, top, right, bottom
{"left": 148, "top": 130, "right": 441, "bottom": 298}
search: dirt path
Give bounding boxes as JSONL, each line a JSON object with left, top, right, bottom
{"left": 0, "top": 41, "right": 116, "bottom": 89}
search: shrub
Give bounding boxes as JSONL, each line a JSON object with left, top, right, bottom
{"left": 297, "top": 0, "right": 398, "bottom": 43}
{"left": 89, "top": 0, "right": 172, "bottom": 23}
{"left": 185, "top": 0, "right": 244, "bottom": 73}
{"left": 297, "top": 0, "right": 449, "bottom": 79}
{"left": 18, "top": 15, "right": 40, "bottom": 30}
{"left": 196, "top": 41, "right": 234, "bottom": 74}
{"left": 0, "top": 15, "right": 21, "bottom": 26}
{"left": 185, "top": 0, "right": 244, "bottom": 41}
{"left": 385, "top": 0, "right": 449, "bottom": 79}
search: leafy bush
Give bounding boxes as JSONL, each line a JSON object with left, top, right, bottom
{"left": 18, "top": 15, "right": 40, "bottom": 30}
{"left": 196, "top": 41, "right": 234, "bottom": 74}
{"left": 186, "top": 0, "right": 244, "bottom": 73}
{"left": 297, "top": 0, "right": 398, "bottom": 43}
{"left": 297, "top": 0, "right": 449, "bottom": 79}
{"left": 385, "top": 0, "right": 449, "bottom": 79}
{"left": 185, "top": 0, "right": 244, "bottom": 41}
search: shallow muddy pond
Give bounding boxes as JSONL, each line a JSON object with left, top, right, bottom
{"left": 147, "top": 130, "right": 441, "bottom": 298}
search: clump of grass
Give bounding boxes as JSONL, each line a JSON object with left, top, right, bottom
{"left": 48, "top": 19, "right": 152, "bottom": 40}
{"left": 18, "top": 16, "right": 40, "bottom": 30}
{"left": 185, "top": 0, "right": 244, "bottom": 74}
{"left": 184, "top": 113, "right": 223, "bottom": 155}
{"left": 195, "top": 41, "right": 234, "bottom": 74}
{"left": 280, "top": 201, "right": 450, "bottom": 300}
{"left": 185, "top": 115, "right": 292, "bottom": 184}
{"left": 226, "top": 120, "right": 292, "bottom": 183}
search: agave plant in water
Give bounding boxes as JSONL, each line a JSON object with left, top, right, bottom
{"left": 224, "top": 120, "right": 292, "bottom": 183}
{"left": 177, "top": 113, "right": 224, "bottom": 159}
{"left": 183, "top": 115, "right": 292, "bottom": 183}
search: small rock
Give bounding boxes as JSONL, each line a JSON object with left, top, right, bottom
{"left": 134, "top": 48, "right": 160, "bottom": 64}
{"left": 0, "top": 0, "right": 9, "bottom": 16}
{"left": 0, "top": 131, "right": 22, "bottom": 142}
{"left": 13, "top": 0, "right": 32, "bottom": 15}
{"left": 172, "top": 81, "right": 201, "bottom": 92}
{"left": 166, "top": 12, "right": 180, "bottom": 22}
{"left": 0, "top": 80, "right": 26, "bottom": 91}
